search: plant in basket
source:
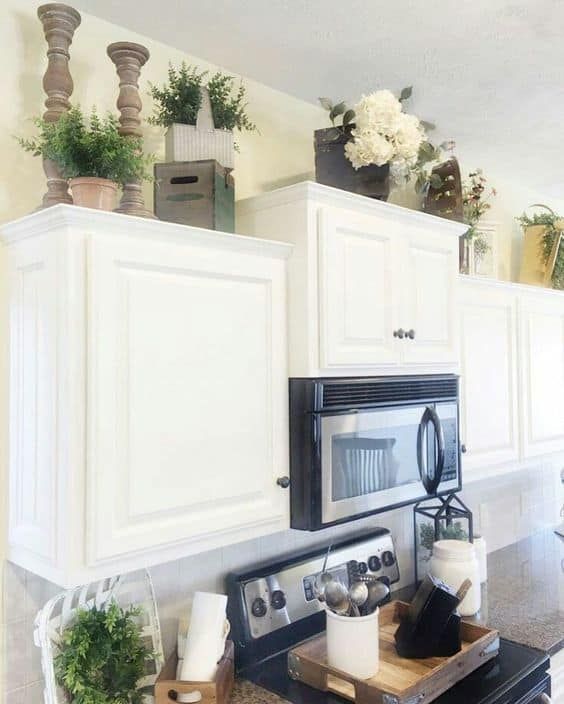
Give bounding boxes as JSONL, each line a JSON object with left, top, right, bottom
{"left": 148, "top": 62, "right": 256, "bottom": 168}
{"left": 54, "top": 600, "right": 153, "bottom": 704}
{"left": 517, "top": 206, "right": 564, "bottom": 289}
{"left": 315, "top": 86, "right": 442, "bottom": 201}
{"left": 18, "top": 106, "right": 152, "bottom": 211}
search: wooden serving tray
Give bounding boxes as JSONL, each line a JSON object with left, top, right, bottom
{"left": 288, "top": 602, "right": 499, "bottom": 704}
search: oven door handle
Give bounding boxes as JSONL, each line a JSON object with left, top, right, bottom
{"left": 417, "top": 405, "right": 445, "bottom": 495}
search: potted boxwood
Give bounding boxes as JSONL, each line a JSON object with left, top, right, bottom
{"left": 148, "top": 62, "right": 256, "bottom": 169}
{"left": 55, "top": 601, "right": 152, "bottom": 704}
{"left": 18, "top": 107, "right": 152, "bottom": 211}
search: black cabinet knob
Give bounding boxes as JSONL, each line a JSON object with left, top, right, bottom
{"left": 393, "top": 328, "right": 405, "bottom": 339}
{"left": 251, "top": 597, "right": 267, "bottom": 618}
{"left": 406, "top": 329, "right": 415, "bottom": 340}
{"left": 461, "top": 444, "right": 467, "bottom": 454}
{"left": 276, "top": 476, "right": 290, "bottom": 488}
{"left": 368, "top": 555, "right": 382, "bottom": 572}
{"left": 271, "top": 589, "right": 287, "bottom": 610}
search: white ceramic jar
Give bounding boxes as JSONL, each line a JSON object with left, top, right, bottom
{"left": 430, "top": 540, "right": 481, "bottom": 616}
{"left": 326, "top": 607, "right": 379, "bottom": 679}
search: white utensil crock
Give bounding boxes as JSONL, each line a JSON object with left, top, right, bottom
{"left": 326, "top": 607, "right": 379, "bottom": 680}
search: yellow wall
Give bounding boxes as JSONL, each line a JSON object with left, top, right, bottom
{"left": 0, "top": 0, "right": 327, "bottom": 225}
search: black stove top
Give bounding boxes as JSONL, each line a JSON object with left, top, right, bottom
{"left": 240, "top": 638, "right": 549, "bottom": 704}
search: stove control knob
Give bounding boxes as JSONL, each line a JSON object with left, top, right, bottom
{"left": 251, "top": 597, "right": 267, "bottom": 618}
{"left": 382, "top": 550, "right": 396, "bottom": 567}
{"left": 271, "top": 589, "right": 287, "bottom": 610}
{"left": 357, "top": 561, "right": 368, "bottom": 574}
{"left": 368, "top": 555, "right": 382, "bottom": 572}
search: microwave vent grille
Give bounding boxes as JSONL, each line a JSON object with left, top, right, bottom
{"left": 321, "top": 377, "right": 458, "bottom": 408}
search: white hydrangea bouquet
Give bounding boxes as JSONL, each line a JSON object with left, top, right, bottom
{"left": 344, "top": 90, "right": 424, "bottom": 180}
{"left": 319, "top": 87, "right": 449, "bottom": 193}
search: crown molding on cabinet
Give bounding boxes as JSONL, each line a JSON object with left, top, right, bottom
{"left": 0, "top": 204, "right": 293, "bottom": 259}
{"left": 237, "top": 181, "right": 469, "bottom": 238}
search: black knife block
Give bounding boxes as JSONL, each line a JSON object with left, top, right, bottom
{"left": 395, "top": 574, "right": 462, "bottom": 658}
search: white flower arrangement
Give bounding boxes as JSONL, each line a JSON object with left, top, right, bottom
{"left": 344, "top": 90, "right": 425, "bottom": 174}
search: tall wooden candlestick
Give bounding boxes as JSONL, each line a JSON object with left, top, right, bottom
{"left": 107, "top": 41, "right": 155, "bottom": 218}
{"left": 37, "top": 3, "right": 81, "bottom": 208}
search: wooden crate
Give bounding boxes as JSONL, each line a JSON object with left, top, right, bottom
{"left": 154, "top": 160, "right": 235, "bottom": 232}
{"left": 155, "top": 640, "right": 234, "bottom": 704}
{"left": 288, "top": 602, "right": 499, "bottom": 704}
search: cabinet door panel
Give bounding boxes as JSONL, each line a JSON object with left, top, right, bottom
{"left": 7, "top": 236, "right": 58, "bottom": 562}
{"left": 318, "top": 208, "right": 399, "bottom": 368}
{"left": 459, "top": 282, "right": 519, "bottom": 470}
{"left": 520, "top": 292, "right": 564, "bottom": 456}
{"left": 401, "top": 234, "right": 458, "bottom": 364}
{"left": 87, "top": 235, "right": 288, "bottom": 563}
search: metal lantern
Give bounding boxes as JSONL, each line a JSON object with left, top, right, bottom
{"left": 414, "top": 493, "right": 474, "bottom": 584}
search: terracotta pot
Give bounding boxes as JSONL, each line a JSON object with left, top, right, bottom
{"left": 69, "top": 177, "right": 118, "bottom": 211}
{"left": 314, "top": 126, "right": 390, "bottom": 201}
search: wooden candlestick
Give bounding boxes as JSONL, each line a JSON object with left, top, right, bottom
{"left": 107, "top": 41, "right": 155, "bottom": 218}
{"left": 37, "top": 3, "right": 81, "bottom": 208}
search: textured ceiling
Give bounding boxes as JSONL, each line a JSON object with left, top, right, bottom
{"left": 73, "top": 0, "right": 564, "bottom": 190}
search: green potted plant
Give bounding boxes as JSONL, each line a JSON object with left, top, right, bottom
{"left": 148, "top": 62, "right": 256, "bottom": 169}
{"left": 54, "top": 601, "right": 152, "bottom": 704}
{"left": 18, "top": 107, "right": 152, "bottom": 211}
{"left": 517, "top": 206, "right": 564, "bottom": 288}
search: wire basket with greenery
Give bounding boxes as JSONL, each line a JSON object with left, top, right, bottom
{"left": 54, "top": 601, "right": 153, "bottom": 704}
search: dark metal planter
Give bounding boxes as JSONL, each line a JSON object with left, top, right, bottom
{"left": 314, "top": 126, "right": 390, "bottom": 201}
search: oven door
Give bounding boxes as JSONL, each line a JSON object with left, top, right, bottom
{"left": 320, "top": 402, "right": 460, "bottom": 524}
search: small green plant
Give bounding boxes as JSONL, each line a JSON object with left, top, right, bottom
{"left": 148, "top": 63, "right": 206, "bottom": 127}
{"left": 18, "top": 107, "right": 151, "bottom": 187}
{"left": 518, "top": 207, "right": 564, "bottom": 289}
{"left": 419, "top": 522, "right": 469, "bottom": 556}
{"left": 207, "top": 71, "right": 256, "bottom": 133}
{"left": 148, "top": 63, "right": 256, "bottom": 137}
{"left": 54, "top": 601, "right": 152, "bottom": 704}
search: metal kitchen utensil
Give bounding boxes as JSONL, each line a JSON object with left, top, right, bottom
{"left": 349, "top": 581, "right": 369, "bottom": 609}
{"left": 324, "top": 579, "right": 352, "bottom": 616}
{"left": 315, "top": 545, "right": 333, "bottom": 601}
{"left": 361, "top": 580, "right": 390, "bottom": 616}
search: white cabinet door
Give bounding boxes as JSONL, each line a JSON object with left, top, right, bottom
{"left": 86, "top": 235, "right": 289, "bottom": 563}
{"left": 7, "top": 235, "right": 58, "bottom": 564}
{"left": 400, "top": 232, "right": 458, "bottom": 365}
{"left": 519, "top": 291, "right": 564, "bottom": 457}
{"left": 459, "top": 281, "right": 519, "bottom": 470}
{"left": 318, "top": 207, "right": 400, "bottom": 369}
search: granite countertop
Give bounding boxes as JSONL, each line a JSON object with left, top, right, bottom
{"left": 231, "top": 528, "right": 564, "bottom": 704}
{"left": 472, "top": 527, "right": 564, "bottom": 655}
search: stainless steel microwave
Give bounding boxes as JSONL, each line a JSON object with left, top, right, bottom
{"left": 289, "top": 375, "right": 462, "bottom": 530}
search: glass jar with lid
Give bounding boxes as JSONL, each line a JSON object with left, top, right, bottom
{"left": 430, "top": 540, "right": 481, "bottom": 616}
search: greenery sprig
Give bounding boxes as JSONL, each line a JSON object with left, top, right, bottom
{"left": 17, "top": 107, "right": 152, "bottom": 187}
{"left": 518, "top": 207, "right": 564, "bottom": 289}
{"left": 148, "top": 62, "right": 256, "bottom": 137}
{"left": 419, "top": 522, "right": 469, "bottom": 556}
{"left": 148, "top": 63, "right": 206, "bottom": 128}
{"left": 54, "top": 601, "right": 152, "bottom": 704}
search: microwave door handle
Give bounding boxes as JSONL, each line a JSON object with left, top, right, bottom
{"left": 417, "top": 406, "right": 446, "bottom": 494}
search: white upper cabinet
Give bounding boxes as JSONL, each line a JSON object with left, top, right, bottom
{"left": 237, "top": 182, "right": 467, "bottom": 376}
{"left": 459, "top": 278, "right": 519, "bottom": 471}
{"left": 519, "top": 288, "right": 564, "bottom": 457}
{"left": 318, "top": 207, "right": 399, "bottom": 368}
{"left": 401, "top": 230, "right": 458, "bottom": 365}
{"left": 1, "top": 206, "right": 291, "bottom": 587}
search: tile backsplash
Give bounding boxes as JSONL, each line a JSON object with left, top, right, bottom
{"left": 3, "top": 460, "right": 562, "bottom": 703}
